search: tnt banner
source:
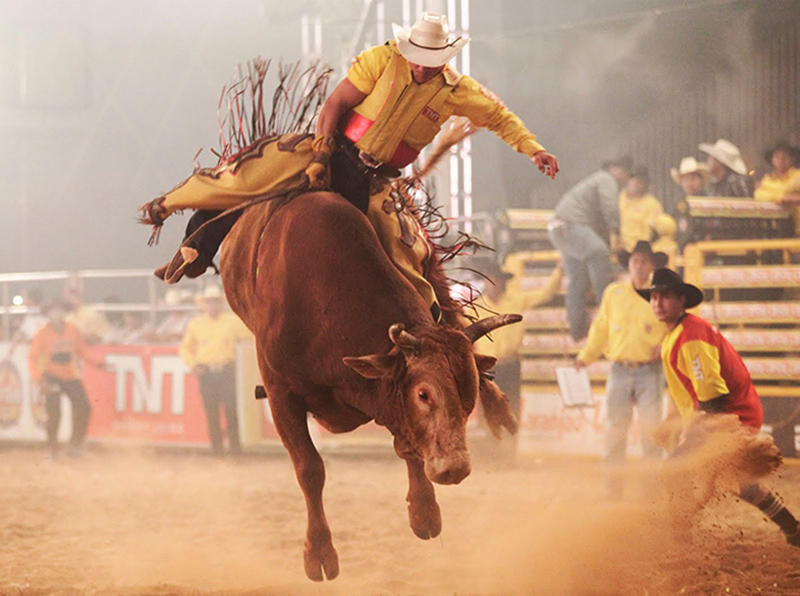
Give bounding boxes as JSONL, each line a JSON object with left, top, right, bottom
{"left": 86, "top": 345, "right": 210, "bottom": 446}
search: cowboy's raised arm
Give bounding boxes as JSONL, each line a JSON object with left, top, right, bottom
{"left": 452, "top": 76, "right": 559, "bottom": 179}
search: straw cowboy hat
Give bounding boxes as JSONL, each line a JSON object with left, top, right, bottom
{"left": 195, "top": 284, "right": 225, "bottom": 304}
{"left": 617, "top": 240, "right": 668, "bottom": 269}
{"left": 636, "top": 268, "right": 704, "bottom": 309}
{"left": 392, "top": 13, "right": 470, "bottom": 68}
{"left": 698, "top": 139, "right": 748, "bottom": 176}
{"left": 670, "top": 156, "right": 709, "bottom": 186}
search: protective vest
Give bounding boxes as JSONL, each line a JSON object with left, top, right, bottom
{"left": 342, "top": 43, "right": 462, "bottom": 168}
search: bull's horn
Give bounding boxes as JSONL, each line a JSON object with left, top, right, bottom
{"left": 463, "top": 314, "right": 523, "bottom": 342}
{"left": 389, "top": 323, "right": 421, "bottom": 353}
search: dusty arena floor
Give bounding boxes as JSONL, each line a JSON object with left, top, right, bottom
{"left": 1, "top": 444, "right": 799, "bottom": 596}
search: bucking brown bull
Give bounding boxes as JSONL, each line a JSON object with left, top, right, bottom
{"left": 220, "top": 189, "right": 520, "bottom": 581}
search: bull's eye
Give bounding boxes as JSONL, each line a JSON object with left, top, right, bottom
{"left": 418, "top": 389, "right": 430, "bottom": 403}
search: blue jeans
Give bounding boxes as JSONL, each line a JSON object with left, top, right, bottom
{"left": 548, "top": 222, "right": 613, "bottom": 340}
{"left": 604, "top": 362, "right": 665, "bottom": 464}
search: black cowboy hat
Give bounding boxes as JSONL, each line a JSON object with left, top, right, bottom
{"left": 618, "top": 240, "right": 668, "bottom": 269}
{"left": 764, "top": 141, "right": 800, "bottom": 167}
{"left": 635, "top": 268, "right": 704, "bottom": 309}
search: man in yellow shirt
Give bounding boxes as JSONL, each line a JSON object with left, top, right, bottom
{"left": 148, "top": 13, "right": 559, "bottom": 321}
{"left": 474, "top": 255, "right": 562, "bottom": 459}
{"left": 180, "top": 285, "right": 252, "bottom": 456}
{"left": 618, "top": 167, "right": 663, "bottom": 251}
{"left": 576, "top": 241, "right": 668, "bottom": 497}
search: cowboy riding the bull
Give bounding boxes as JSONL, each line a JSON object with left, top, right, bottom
{"left": 139, "top": 12, "right": 558, "bottom": 323}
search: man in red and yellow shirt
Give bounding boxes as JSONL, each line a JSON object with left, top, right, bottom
{"left": 638, "top": 268, "right": 799, "bottom": 547}
{"left": 28, "top": 298, "right": 106, "bottom": 459}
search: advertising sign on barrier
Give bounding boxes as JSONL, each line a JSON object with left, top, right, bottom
{"left": 87, "top": 345, "right": 210, "bottom": 446}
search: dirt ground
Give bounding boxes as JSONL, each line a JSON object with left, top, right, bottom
{"left": 1, "top": 441, "right": 799, "bottom": 596}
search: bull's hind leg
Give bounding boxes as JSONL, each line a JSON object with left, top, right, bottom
{"left": 394, "top": 438, "right": 442, "bottom": 539}
{"left": 267, "top": 385, "right": 339, "bottom": 581}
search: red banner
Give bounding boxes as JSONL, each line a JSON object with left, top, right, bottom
{"left": 85, "top": 345, "right": 209, "bottom": 445}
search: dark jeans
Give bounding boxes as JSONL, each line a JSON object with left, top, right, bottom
{"left": 43, "top": 375, "right": 92, "bottom": 451}
{"left": 197, "top": 364, "right": 241, "bottom": 455}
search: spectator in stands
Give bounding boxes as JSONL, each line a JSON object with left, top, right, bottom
{"left": 575, "top": 241, "right": 668, "bottom": 498}
{"left": 619, "top": 167, "right": 664, "bottom": 251}
{"left": 104, "top": 311, "right": 149, "bottom": 344}
{"left": 474, "top": 255, "right": 563, "bottom": 461}
{"left": 179, "top": 284, "right": 252, "bottom": 457}
{"left": 14, "top": 287, "right": 47, "bottom": 343}
{"left": 548, "top": 156, "right": 632, "bottom": 341}
{"left": 638, "top": 268, "right": 800, "bottom": 547}
{"left": 148, "top": 289, "right": 195, "bottom": 343}
{"left": 755, "top": 141, "right": 800, "bottom": 201}
{"left": 699, "top": 138, "right": 753, "bottom": 197}
{"left": 670, "top": 156, "right": 709, "bottom": 197}
{"left": 651, "top": 214, "right": 679, "bottom": 270}
{"left": 754, "top": 141, "right": 800, "bottom": 234}
{"left": 28, "top": 298, "right": 107, "bottom": 459}
{"left": 64, "top": 273, "right": 110, "bottom": 344}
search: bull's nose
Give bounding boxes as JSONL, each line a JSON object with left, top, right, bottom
{"left": 426, "top": 454, "right": 471, "bottom": 485}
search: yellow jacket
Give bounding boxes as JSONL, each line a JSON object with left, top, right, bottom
{"left": 475, "top": 262, "right": 562, "bottom": 360}
{"left": 577, "top": 279, "right": 667, "bottom": 365}
{"left": 755, "top": 168, "right": 800, "bottom": 232}
{"left": 618, "top": 192, "right": 663, "bottom": 251}
{"left": 345, "top": 42, "right": 545, "bottom": 167}
{"left": 179, "top": 313, "right": 252, "bottom": 369}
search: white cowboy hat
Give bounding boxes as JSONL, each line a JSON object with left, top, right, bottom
{"left": 670, "top": 156, "right": 710, "bottom": 186}
{"left": 392, "top": 13, "right": 470, "bottom": 68}
{"left": 196, "top": 284, "right": 225, "bottom": 303}
{"left": 698, "top": 139, "right": 748, "bottom": 176}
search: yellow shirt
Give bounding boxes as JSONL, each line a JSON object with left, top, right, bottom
{"left": 754, "top": 168, "right": 800, "bottom": 233}
{"left": 474, "top": 265, "right": 563, "bottom": 360}
{"left": 179, "top": 313, "right": 252, "bottom": 369}
{"left": 618, "top": 192, "right": 663, "bottom": 251}
{"left": 577, "top": 279, "right": 667, "bottom": 365}
{"left": 754, "top": 167, "right": 800, "bottom": 202}
{"left": 346, "top": 43, "right": 544, "bottom": 165}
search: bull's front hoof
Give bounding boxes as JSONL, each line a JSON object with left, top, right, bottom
{"left": 304, "top": 542, "right": 339, "bottom": 581}
{"left": 408, "top": 497, "right": 442, "bottom": 540}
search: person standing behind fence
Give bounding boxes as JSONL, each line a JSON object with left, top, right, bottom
{"left": 548, "top": 157, "right": 632, "bottom": 341}
{"left": 699, "top": 138, "right": 753, "bottom": 198}
{"left": 618, "top": 167, "right": 663, "bottom": 252}
{"left": 180, "top": 285, "right": 252, "bottom": 457}
{"left": 27, "top": 298, "right": 107, "bottom": 460}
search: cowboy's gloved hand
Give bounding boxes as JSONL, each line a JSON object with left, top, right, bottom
{"left": 305, "top": 134, "right": 336, "bottom": 189}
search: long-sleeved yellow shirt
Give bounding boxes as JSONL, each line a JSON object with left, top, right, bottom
{"left": 474, "top": 264, "right": 563, "bottom": 361}
{"left": 618, "top": 192, "right": 663, "bottom": 251}
{"left": 577, "top": 279, "right": 667, "bottom": 365}
{"left": 179, "top": 313, "right": 252, "bottom": 369}
{"left": 345, "top": 42, "right": 545, "bottom": 167}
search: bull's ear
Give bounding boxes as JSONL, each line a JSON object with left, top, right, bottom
{"left": 343, "top": 354, "right": 396, "bottom": 379}
{"left": 474, "top": 353, "right": 497, "bottom": 373}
